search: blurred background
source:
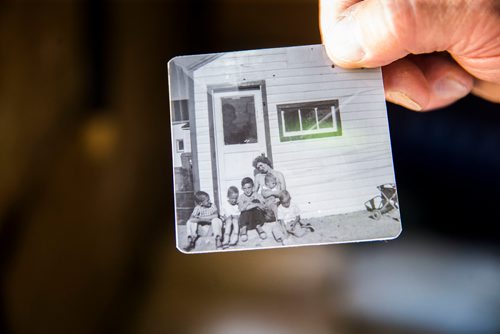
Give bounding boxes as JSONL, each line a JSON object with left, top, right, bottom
{"left": 0, "top": 0, "right": 499, "bottom": 333}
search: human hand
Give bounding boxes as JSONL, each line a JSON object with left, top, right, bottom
{"left": 320, "top": 0, "right": 500, "bottom": 111}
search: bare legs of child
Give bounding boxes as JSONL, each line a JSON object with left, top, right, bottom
{"left": 272, "top": 220, "right": 289, "bottom": 245}
{"left": 272, "top": 219, "right": 313, "bottom": 245}
{"left": 213, "top": 217, "right": 223, "bottom": 249}
{"left": 184, "top": 218, "right": 223, "bottom": 251}
{"left": 222, "top": 216, "right": 239, "bottom": 249}
{"left": 184, "top": 219, "right": 198, "bottom": 251}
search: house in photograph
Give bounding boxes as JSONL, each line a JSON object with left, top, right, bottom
{"left": 169, "top": 45, "right": 396, "bottom": 219}
{"left": 171, "top": 101, "right": 190, "bottom": 168}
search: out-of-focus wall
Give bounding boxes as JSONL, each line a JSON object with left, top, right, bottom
{"left": 0, "top": 1, "right": 175, "bottom": 332}
{"left": 0, "top": 2, "right": 86, "bottom": 223}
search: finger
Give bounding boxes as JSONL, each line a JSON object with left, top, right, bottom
{"left": 415, "top": 54, "right": 474, "bottom": 110}
{"left": 384, "top": 54, "right": 474, "bottom": 111}
{"left": 320, "top": 0, "right": 474, "bottom": 68}
{"left": 472, "top": 80, "right": 500, "bottom": 103}
{"left": 383, "top": 58, "right": 429, "bottom": 112}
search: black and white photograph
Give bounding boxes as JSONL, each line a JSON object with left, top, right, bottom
{"left": 169, "top": 45, "right": 401, "bottom": 253}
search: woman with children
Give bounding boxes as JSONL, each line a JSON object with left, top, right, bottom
{"left": 183, "top": 155, "right": 313, "bottom": 251}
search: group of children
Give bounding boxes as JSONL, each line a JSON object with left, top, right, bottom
{"left": 183, "top": 174, "right": 314, "bottom": 252}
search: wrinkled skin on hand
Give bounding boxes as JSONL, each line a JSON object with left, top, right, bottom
{"left": 320, "top": 0, "right": 500, "bottom": 111}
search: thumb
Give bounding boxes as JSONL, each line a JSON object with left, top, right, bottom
{"left": 320, "top": 0, "right": 500, "bottom": 109}
{"left": 320, "top": 0, "right": 492, "bottom": 69}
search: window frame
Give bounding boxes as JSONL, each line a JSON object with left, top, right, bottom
{"left": 277, "top": 99, "right": 342, "bottom": 142}
{"left": 176, "top": 139, "right": 185, "bottom": 152}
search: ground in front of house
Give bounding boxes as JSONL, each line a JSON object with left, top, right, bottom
{"left": 175, "top": 210, "right": 402, "bottom": 253}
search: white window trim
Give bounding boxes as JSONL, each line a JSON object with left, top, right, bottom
{"left": 281, "top": 106, "right": 338, "bottom": 137}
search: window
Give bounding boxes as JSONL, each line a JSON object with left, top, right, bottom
{"left": 277, "top": 99, "right": 341, "bottom": 141}
{"left": 176, "top": 139, "right": 184, "bottom": 152}
{"left": 221, "top": 96, "right": 258, "bottom": 145}
{"left": 172, "top": 100, "right": 189, "bottom": 123}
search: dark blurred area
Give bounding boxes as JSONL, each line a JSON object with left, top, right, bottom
{"left": 0, "top": 0, "right": 499, "bottom": 333}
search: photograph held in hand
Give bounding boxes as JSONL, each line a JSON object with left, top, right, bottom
{"left": 169, "top": 44, "right": 401, "bottom": 254}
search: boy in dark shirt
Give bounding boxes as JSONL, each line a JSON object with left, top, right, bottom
{"left": 238, "top": 177, "right": 267, "bottom": 241}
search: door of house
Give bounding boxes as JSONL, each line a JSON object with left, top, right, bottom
{"left": 212, "top": 88, "right": 268, "bottom": 207}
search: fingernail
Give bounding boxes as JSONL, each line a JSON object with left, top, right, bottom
{"left": 386, "top": 91, "right": 423, "bottom": 111}
{"left": 328, "top": 15, "right": 365, "bottom": 63}
{"left": 434, "top": 77, "right": 470, "bottom": 99}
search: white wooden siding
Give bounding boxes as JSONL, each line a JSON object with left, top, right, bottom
{"left": 192, "top": 45, "right": 396, "bottom": 218}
